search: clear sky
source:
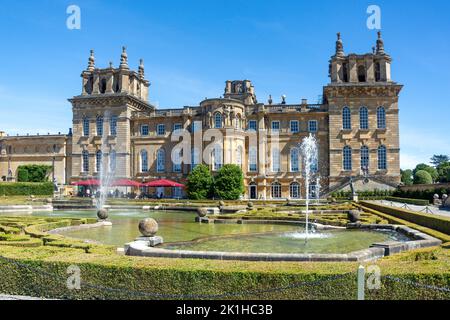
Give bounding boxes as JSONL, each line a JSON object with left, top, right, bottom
{"left": 0, "top": 0, "right": 449, "bottom": 169}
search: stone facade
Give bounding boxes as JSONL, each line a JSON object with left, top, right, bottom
{"left": 0, "top": 33, "right": 402, "bottom": 198}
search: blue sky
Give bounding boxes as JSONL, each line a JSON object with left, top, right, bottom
{"left": 0, "top": 0, "right": 449, "bottom": 169}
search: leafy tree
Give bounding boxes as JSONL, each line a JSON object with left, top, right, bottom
{"left": 413, "top": 170, "right": 433, "bottom": 185}
{"left": 400, "top": 169, "right": 413, "bottom": 185}
{"left": 413, "top": 163, "right": 438, "bottom": 182}
{"left": 186, "top": 164, "right": 213, "bottom": 200}
{"left": 430, "top": 154, "right": 449, "bottom": 167}
{"left": 213, "top": 164, "right": 245, "bottom": 200}
{"left": 436, "top": 161, "right": 450, "bottom": 183}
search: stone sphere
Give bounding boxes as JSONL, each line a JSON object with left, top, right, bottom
{"left": 139, "top": 218, "right": 159, "bottom": 237}
{"left": 348, "top": 210, "right": 361, "bottom": 223}
{"left": 219, "top": 200, "right": 225, "bottom": 207}
{"left": 433, "top": 194, "right": 439, "bottom": 199}
{"left": 247, "top": 201, "right": 254, "bottom": 209}
{"left": 97, "top": 208, "right": 109, "bottom": 220}
{"left": 197, "top": 208, "right": 208, "bottom": 217}
{"left": 443, "top": 194, "right": 448, "bottom": 200}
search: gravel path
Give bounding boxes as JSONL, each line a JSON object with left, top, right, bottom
{"left": 371, "top": 200, "right": 450, "bottom": 218}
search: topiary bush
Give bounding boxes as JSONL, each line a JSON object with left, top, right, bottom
{"left": 413, "top": 170, "right": 433, "bottom": 185}
{"left": 186, "top": 164, "right": 213, "bottom": 200}
{"left": 213, "top": 165, "right": 245, "bottom": 200}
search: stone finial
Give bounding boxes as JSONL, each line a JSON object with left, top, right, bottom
{"left": 87, "top": 49, "right": 95, "bottom": 71}
{"left": 335, "top": 32, "right": 344, "bottom": 57}
{"left": 281, "top": 95, "right": 286, "bottom": 104}
{"left": 109, "top": 61, "right": 113, "bottom": 69}
{"left": 376, "top": 31, "right": 385, "bottom": 55}
{"left": 138, "top": 59, "right": 145, "bottom": 79}
{"left": 120, "top": 46, "right": 129, "bottom": 69}
{"left": 268, "top": 94, "right": 273, "bottom": 105}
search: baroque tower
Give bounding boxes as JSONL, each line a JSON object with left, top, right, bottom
{"left": 69, "top": 48, "right": 154, "bottom": 180}
{"left": 324, "top": 32, "right": 402, "bottom": 191}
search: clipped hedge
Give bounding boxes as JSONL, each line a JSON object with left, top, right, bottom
{"left": 0, "top": 245, "right": 449, "bottom": 300}
{"left": 385, "top": 196, "right": 430, "bottom": 206}
{"left": 360, "top": 201, "right": 450, "bottom": 235}
{"left": 0, "top": 182, "right": 54, "bottom": 196}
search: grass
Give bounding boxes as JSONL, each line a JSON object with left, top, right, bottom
{"left": 0, "top": 195, "right": 49, "bottom": 205}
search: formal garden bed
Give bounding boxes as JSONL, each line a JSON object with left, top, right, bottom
{"left": 0, "top": 201, "right": 449, "bottom": 299}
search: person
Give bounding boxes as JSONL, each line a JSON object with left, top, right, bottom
{"left": 86, "top": 188, "right": 91, "bottom": 197}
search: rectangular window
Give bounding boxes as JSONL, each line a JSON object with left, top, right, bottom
{"left": 248, "top": 120, "right": 257, "bottom": 131}
{"left": 272, "top": 148, "right": 280, "bottom": 172}
{"left": 110, "top": 116, "right": 117, "bottom": 136}
{"left": 308, "top": 120, "right": 318, "bottom": 133}
{"left": 141, "top": 125, "right": 149, "bottom": 136}
{"left": 173, "top": 123, "right": 182, "bottom": 132}
{"left": 157, "top": 124, "right": 166, "bottom": 136}
{"left": 271, "top": 121, "right": 280, "bottom": 132}
{"left": 249, "top": 147, "right": 257, "bottom": 172}
{"left": 290, "top": 120, "right": 299, "bottom": 133}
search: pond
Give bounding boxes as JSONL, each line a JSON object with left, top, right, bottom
{"left": 9, "top": 209, "right": 410, "bottom": 254}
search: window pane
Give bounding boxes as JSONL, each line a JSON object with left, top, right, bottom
{"left": 342, "top": 107, "right": 351, "bottom": 130}
{"left": 290, "top": 121, "right": 299, "bottom": 133}
{"left": 308, "top": 120, "right": 318, "bottom": 132}
{"left": 360, "top": 107, "right": 368, "bottom": 130}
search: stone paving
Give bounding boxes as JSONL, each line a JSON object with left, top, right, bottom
{"left": 0, "top": 294, "right": 50, "bottom": 300}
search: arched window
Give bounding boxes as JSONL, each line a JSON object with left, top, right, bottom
{"left": 377, "top": 106, "right": 386, "bottom": 129}
{"left": 272, "top": 148, "right": 280, "bottom": 172}
{"left": 236, "top": 146, "right": 243, "bottom": 168}
{"left": 212, "top": 145, "right": 223, "bottom": 171}
{"left": 361, "top": 146, "right": 369, "bottom": 171}
{"left": 343, "top": 146, "right": 352, "bottom": 171}
{"left": 342, "top": 107, "right": 351, "bottom": 130}
{"left": 359, "top": 107, "right": 368, "bottom": 130}
{"left": 378, "top": 145, "right": 387, "bottom": 170}
{"left": 290, "top": 182, "right": 300, "bottom": 199}
{"left": 214, "top": 112, "right": 222, "bottom": 129}
{"left": 109, "top": 150, "right": 116, "bottom": 172}
{"left": 172, "top": 148, "right": 182, "bottom": 173}
{"left": 290, "top": 148, "right": 300, "bottom": 172}
{"left": 191, "top": 148, "right": 200, "bottom": 170}
{"left": 271, "top": 182, "right": 282, "bottom": 199}
{"left": 82, "top": 150, "right": 89, "bottom": 172}
{"left": 110, "top": 116, "right": 118, "bottom": 136}
{"left": 249, "top": 147, "right": 257, "bottom": 172}
{"left": 96, "top": 116, "right": 104, "bottom": 136}
{"left": 157, "top": 149, "right": 165, "bottom": 173}
{"left": 358, "top": 65, "right": 366, "bottom": 82}
{"left": 82, "top": 117, "right": 90, "bottom": 137}
{"left": 140, "top": 150, "right": 148, "bottom": 172}
{"left": 96, "top": 150, "right": 102, "bottom": 172}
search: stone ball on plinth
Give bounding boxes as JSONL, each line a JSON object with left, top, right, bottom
{"left": 197, "top": 208, "right": 208, "bottom": 217}
{"left": 139, "top": 218, "right": 159, "bottom": 237}
{"left": 97, "top": 208, "right": 109, "bottom": 220}
{"left": 348, "top": 210, "right": 361, "bottom": 223}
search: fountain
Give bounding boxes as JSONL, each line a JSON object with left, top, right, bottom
{"left": 96, "top": 112, "right": 115, "bottom": 222}
{"left": 299, "top": 133, "right": 319, "bottom": 243}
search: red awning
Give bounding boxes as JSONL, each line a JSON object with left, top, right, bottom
{"left": 71, "top": 179, "right": 100, "bottom": 186}
{"left": 111, "top": 179, "right": 142, "bottom": 187}
{"left": 142, "top": 179, "right": 185, "bottom": 188}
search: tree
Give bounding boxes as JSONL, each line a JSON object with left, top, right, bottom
{"left": 430, "top": 154, "right": 449, "bottom": 167}
{"left": 436, "top": 161, "right": 450, "bottom": 183}
{"left": 413, "top": 170, "right": 433, "bottom": 185}
{"left": 213, "top": 164, "right": 245, "bottom": 200}
{"left": 413, "top": 163, "right": 438, "bottom": 183}
{"left": 401, "top": 169, "right": 413, "bottom": 185}
{"left": 186, "top": 164, "right": 213, "bottom": 200}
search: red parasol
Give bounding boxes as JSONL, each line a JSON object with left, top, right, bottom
{"left": 142, "top": 179, "right": 185, "bottom": 188}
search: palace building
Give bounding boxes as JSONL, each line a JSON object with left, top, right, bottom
{"left": 0, "top": 32, "right": 402, "bottom": 199}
